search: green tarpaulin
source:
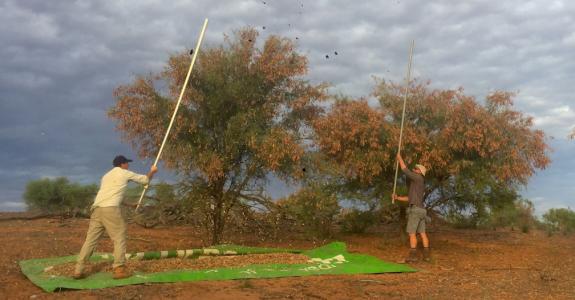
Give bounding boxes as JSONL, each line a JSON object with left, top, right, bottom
{"left": 20, "top": 242, "right": 415, "bottom": 292}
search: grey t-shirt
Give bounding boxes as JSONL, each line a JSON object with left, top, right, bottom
{"left": 402, "top": 167, "right": 425, "bottom": 208}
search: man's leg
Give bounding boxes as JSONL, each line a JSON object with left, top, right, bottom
{"left": 100, "top": 206, "right": 131, "bottom": 279}
{"left": 416, "top": 208, "right": 431, "bottom": 262}
{"left": 405, "top": 208, "right": 419, "bottom": 262}
{"left": 417, "top": 208, "right": 429, "bottom": 248}
{"left": 409, "top": 233, "right": 418, "bottom": 248}
{"left": 421, "top": 232, "right": 431, "bottom": 262}
{"left": 420, "top": 232, "right": 429, "bottom": 248}
{"left": 100, "top": 207, "right": 127, "bottom": 269}
{"left": 75, "top": 209, "right": 104, "bottom": 276}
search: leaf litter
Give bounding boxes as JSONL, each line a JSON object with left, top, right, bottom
{"left": 45, "top": 253, "right": 310, "bottom": 277}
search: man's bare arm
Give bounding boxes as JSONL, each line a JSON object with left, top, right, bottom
{"left": 397, "top": 153, "right": 407, "bottom": 170}
{"left": 147, "top": 165, "right": 158, "bottom": 180}
{"left": 392, "top": 194, "right": 409, "bottom": 202}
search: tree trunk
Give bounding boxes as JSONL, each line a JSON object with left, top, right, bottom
{"left": 210, "top": 196, "right": 225, "bottom": 245}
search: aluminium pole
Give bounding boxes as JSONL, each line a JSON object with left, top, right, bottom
{"left": 392, "top": 40, "right": 415, "bottom": 204}
{"left": 136, "top": 18, "right": 209, "bottom": 211}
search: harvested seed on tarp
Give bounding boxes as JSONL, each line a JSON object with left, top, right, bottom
{"left": 46, "top": 253, "right": 310, "bottom": 277}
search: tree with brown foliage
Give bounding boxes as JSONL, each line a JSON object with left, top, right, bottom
{"left": 313, "top": 80, "right": 551, "bottom": 220}
{"left": 109, "top": 28, "right": 327, "bottom": 243}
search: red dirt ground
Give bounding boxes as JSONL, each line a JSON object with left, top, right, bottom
{"left": 1, "top": 212, "right": 574, "bottom": 299}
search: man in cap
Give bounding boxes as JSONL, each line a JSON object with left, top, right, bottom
{"left": 73, "top": 155, "right": 158, "bottom": 279}
{"left": 392, "top": 153, "right": 431, "bottom": 263}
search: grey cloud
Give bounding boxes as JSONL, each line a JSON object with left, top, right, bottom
{"left": 0, "top": 201, "right": 26, "bottom": 211}
{"left": 523, "top": 139, "right": 575, "bottom": 214}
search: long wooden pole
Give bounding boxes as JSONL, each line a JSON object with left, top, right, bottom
{"left": 392, "top": 40, "right": 415, "bottom": 204}
{"left": 136, "top": 18, "right": 209, "bottom": 211}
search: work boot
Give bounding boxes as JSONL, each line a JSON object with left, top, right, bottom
{"left": 405, "top": 248, "right": 419, "bottom": 263}
{"left": 112, "top": 266, "right": 132, "bottom": 279}
{"left": 72, "top": 264, "right": 86, "bottom": 279}
{"left": 72, "top": 272, "right": 86, "bottom": 280}
{"left": 423, "top": 247, "right": 432, "bottom": 262}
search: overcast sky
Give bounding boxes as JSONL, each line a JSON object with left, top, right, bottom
{"left": 1, "top": 0, "right": 574, "bottom": 214}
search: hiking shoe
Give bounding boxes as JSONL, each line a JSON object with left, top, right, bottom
{"left": 423, "top": 247, "right": 432, "bottom": 262}
{"left": 112, "top": 266, "right": 132, "bottom": 279}
{"left": 405, "top": 248, "right": 419, "bottom": 263}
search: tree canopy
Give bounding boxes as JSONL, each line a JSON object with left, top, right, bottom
{"left": 109, "top": 28, "right": 551, "bottom": 239}
{"left": 312, "top": 80, "right": 551, "bottom": 216}
{"left": 109, "top": 28, "right": 327, "bottom": 243}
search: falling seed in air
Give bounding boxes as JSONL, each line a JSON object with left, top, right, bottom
{"left": 248, "top": 39, "right": 252, "bottom": 42}
{"left": 262, "top": 26, "right": 266, "bottom": 30}
{"left": 295, "top": 37, "right": 299, "bottom": 40}
{"left": 262, "top": 1, "right": 266, "bottom": 4}
{"left": 302, "top": 168, "right": 306, "bottom": 172}
{"left": 325, "top": 54, "right": 329, "bottom": 59}
{"left": 189, "top": 49, "right": 194, "bottom": 55}
{"left": 334, "top": 51, "right": 338, "bottom": 55}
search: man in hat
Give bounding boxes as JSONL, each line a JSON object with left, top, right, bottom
{"left": 392, "top": 153, "right": 431, "bottom": 263}
{"left": 73, "top": 155, "right": 158, "bottom": 279}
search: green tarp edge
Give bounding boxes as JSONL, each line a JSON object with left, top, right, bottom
{"left": 19, "top": 242, "right": 416, "bottom": 292}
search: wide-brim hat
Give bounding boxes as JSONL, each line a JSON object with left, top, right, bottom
{"left": 415, "top": 164, "right": 427, "bottom": 176}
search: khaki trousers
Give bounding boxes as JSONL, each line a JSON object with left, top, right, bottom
{"left": 75, "top": 206, "right": 126, "bottom": 273}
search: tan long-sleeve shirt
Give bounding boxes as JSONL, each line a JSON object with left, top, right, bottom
{"left": 92, "top": 167, "right": 149, "bottom": 208}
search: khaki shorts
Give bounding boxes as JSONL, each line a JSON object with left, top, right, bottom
{"left": 406, "top": 206, "right": 427, "bottom": 234}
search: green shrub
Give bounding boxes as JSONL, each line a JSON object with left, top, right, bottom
{"left": 446, "top": 212, "right": 481, "bottom": 229}
{"left": 123, "top": 182, "right": 197, "bottom": 227}
{"left": 542, "top": 208, "right": 575, "bottom": 235}
{"left": 339, "top": 209, "right": 379, "bottom": 233}
{"left": 280, "top": 185, "right": 340, "bottom": 238}
{"left": 23, "top": 177, "right": 97, "bottom": 215}
{"left": 521, "top": 224, "right": 530, "bottom": 233}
